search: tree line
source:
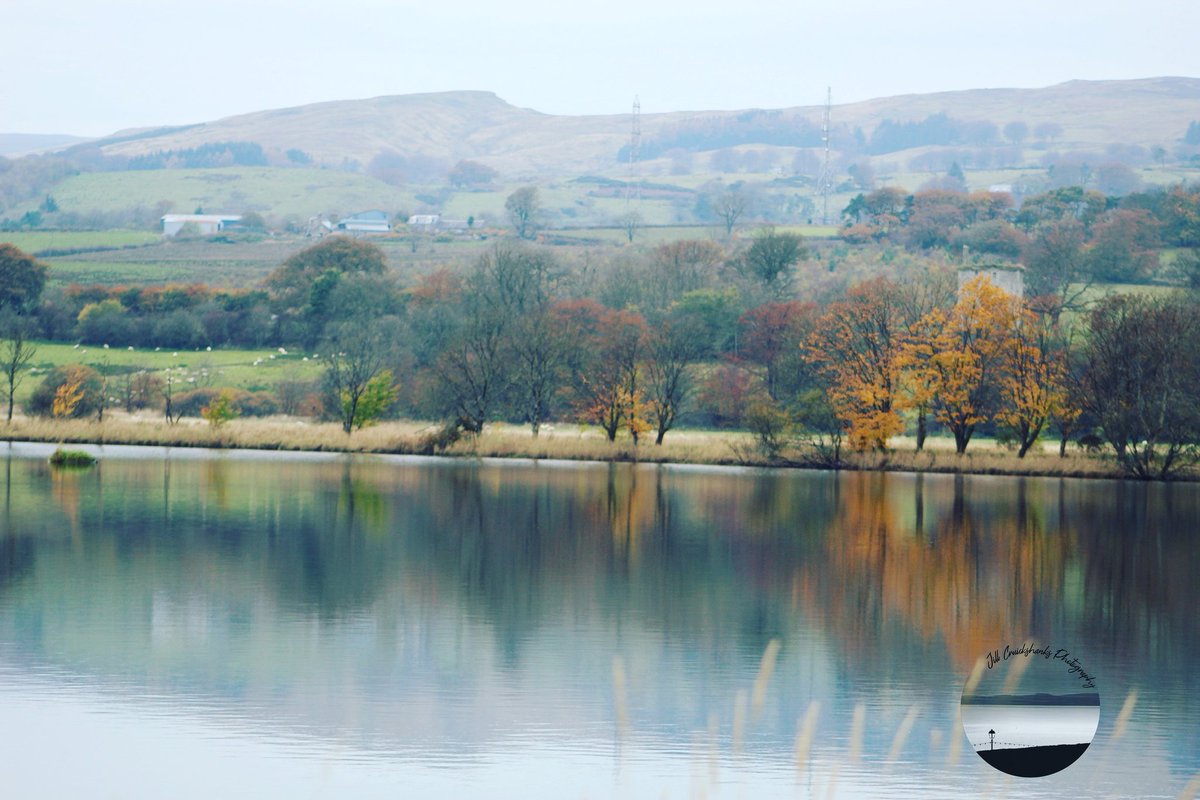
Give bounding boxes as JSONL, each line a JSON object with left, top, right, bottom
{"left": 3, "top": 224, "right": 1200, "bottom": 477}
{"left": 842, "top": 183, "right": 1200, "bottom": 295}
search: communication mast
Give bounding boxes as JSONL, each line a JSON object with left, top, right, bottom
{"left": 817, "top": 87, "right": 833, "bottom": 225}
{"left": 626, "top": 96, "right": 642, "bottom": 207}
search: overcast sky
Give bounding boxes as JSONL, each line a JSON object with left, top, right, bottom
{"left": 3, "top": 0, "right": 1197, "bottom": 137}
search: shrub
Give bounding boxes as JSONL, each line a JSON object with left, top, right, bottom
{"left": 76, "top": 299, "right": 132, "bottom": 345}
{"left": 200, "top": 389, "right": 238, "bottom": 428}
{"left": 237, "top": 390, "right": 279, "bottom": 418}
{"left": 744, "top": 399, "right": 792, "bottom": 460}
{"left": 28, "top": 364, "right": 104, "bottom": 418}
{"left": 152, "top": 310, "right": 206, "bottom": 348}
{"left": 169, "top": 387, "right": 278, "bottom": 419}
{"left": 169, "top": 387, "right": 223, "bottom": 418}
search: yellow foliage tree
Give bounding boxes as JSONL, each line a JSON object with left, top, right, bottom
{"left": 893, "top": 309, "right": 945, "bottom": 451}
{"left": 52, "top": 374, "right": 85, "bottom": 419}
{"left": 622, "top": 384, "right": 652, "bottom": 445}
{"left": 995, "top": 309, "right": 1075, "bottom": 458}
{"left": 904, "top": 275, "right": 1021, "bottom": 454}
{"left": 806, "top": 278, "right": 905, "bottom": 451}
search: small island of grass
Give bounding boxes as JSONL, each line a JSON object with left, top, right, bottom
{"left": 49, "top": 447, "right": 97, "bottom": 468}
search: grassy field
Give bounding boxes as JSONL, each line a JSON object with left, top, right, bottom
{"left": 43, "top": 259, "right": 202, "bottom": 285}
{"left": 1, "top": 230, "right": 161, "bottom": 253}
{"left": 37, "top": 235, "right": 315, "bottom": 287}
{"left": 19, "top": 341, "right": 323, "bottom": 404}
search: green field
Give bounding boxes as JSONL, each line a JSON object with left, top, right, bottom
{"left": 1, "top": 230, "right": 161, "bottom": 253}
{"left": 17, "top": 341, "right": 324, "bottom": 405}
{"left": 44, "top": 260, "right": 204, "bottom": 285}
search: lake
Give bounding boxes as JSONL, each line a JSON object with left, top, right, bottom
{"left": 1, "top": 442, "right": 1197, "bottom": 798}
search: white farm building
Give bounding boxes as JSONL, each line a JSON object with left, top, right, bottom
{"left": 161, "top": 214, "right": 242, "bottom": 237}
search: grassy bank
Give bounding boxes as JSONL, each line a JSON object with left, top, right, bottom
{"left": 0, "top": 413, "right": 1163, "bottom": 480}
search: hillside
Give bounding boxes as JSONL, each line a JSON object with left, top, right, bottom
{"left": 94, "top": 91, "right": 633, "bottom": 176}
{"left": 0, "top": 133, "right": 90, "bottom": 157}
{"left": 79, "top": 78, "right": 1200, "bottom": 177}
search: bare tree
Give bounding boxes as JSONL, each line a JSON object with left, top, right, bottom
{"left": 644, "top": 316, "right": 702, "bottom": 444}
{"left": 715, "top": 190, "right": 747, "bottom": 239}
{"left": 322, "top": 317, "right": 401, "bottom": 434}
{"left": 475, "top": 243, "right": 564, "bottom": 436}
{"left": 511, "top": 305, "right": 567, "bottom": 436}
{"left": 1078, "top": 293, "right": 1200, "bottom": 478}
{"left": 647, "top": 240, "right": 725, "bottom": 309}
{"left": 160, "top": 368, "right": 183, "bottom": 424}
{"left": 617, "top": 211, "right": 641, "bottom": 243}
{"left": 0, "top": 313, "right": 36, "bottom": 423}
{"left": 436, "top": 262, "right": 514, "bottom": 433}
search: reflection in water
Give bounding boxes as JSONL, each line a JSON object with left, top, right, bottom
{"left": 0, "top": 445, "right": 1198, "bottom": 798}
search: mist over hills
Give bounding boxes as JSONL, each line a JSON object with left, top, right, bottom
{"left": 0, "top": 133, "right": 89, "bottom": 157}
{"left": 43, "top": 77, "right": 1200, "bottom": 177}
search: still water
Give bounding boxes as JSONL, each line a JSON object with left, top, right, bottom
{"left": 0, "top": 442, "right": 1197, "bottom": 798}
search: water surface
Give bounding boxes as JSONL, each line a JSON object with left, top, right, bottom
{"left": 1, "top": 442, "right": 1197, "bottom": 797}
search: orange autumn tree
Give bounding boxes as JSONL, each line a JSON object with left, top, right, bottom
{"left": 577, "top": 308, "right": 647, "bottom": 442}
{"left": 905, "top": 275, "right": 1021, "bottom": 454}
{"left": 806, "top": 277, "right": 905, "bottom": 451}
{"left": 894, "top": 309, "right": 946, "bottom": 452}
{"left": 893, "top": 270, "right": 957, "bottom": 451}
{"left": 995, "top": 305, "right": 1076, "bottom": 458}
{"left": 52, "top": 376, "right": 85, "bottom": 419}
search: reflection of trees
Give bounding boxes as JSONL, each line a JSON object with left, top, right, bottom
{"left": 267, "top": 462, "right": 392, "bottom": 615}
{"left": 6, "top": 452, "right": 1200, "bottom": 693}
{"left": 1073, "top": 483, "right": 1200, "bottom": 662}
{"left": 0, "top": 457, "right": 34, "bottom": 591}
{"left": 812, "top": 471, "right": 1200, "bottom": 689}
{"left": 817, "top": 473, "right": 1073, "bottom": 671}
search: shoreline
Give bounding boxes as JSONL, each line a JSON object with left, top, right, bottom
{"left": 1, "top": 414, "right": 1179, "bottom": 482}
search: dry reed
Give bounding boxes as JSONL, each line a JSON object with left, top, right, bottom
{"left": 1, "top": 413, "right": 1183, "bottom": 480}
{"left": 731, "top": 689, "right": 747, "bottom": 756}
{"left": 750, "top": 639, "right": 781, "bottom": 720}
{"left": 847, "top": 703, "right": 865, "bottom": 764}
{"left": 886, "top": 705, "right": 920, "bottom": 768}
{"left": 1112, "top": 689, "right": 1139, "bottom": 740}
{"left": 793, "top": 700, "right": 821, "bottom": 777}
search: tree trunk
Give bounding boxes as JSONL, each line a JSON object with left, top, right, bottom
{"left": 915, "top": 410, "right": 927, "bottom": 452}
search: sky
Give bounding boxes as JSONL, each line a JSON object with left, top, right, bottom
{"left": 3, "top": 0, "right": 1198, "bottom": 137}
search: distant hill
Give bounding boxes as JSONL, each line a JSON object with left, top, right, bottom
{"left": 78, "top": 78, "right": 1200, "bottom": 177}
{"left": 0, "top": 133, "right": 89, "bottom": 157}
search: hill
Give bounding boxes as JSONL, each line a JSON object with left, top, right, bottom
{"left": 78, "top": 78, "right": 1200, "bottom": 177}
{"left": 0, "top": 133, "right": 90, "bottom": 157}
